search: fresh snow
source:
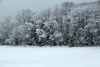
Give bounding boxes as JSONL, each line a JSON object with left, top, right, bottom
{"left": 0, "top": 46, "right": 100, "bottom": 67}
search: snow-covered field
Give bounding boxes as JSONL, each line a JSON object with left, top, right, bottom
{"left": 0, "top": 46, "right": 100, "bottom": 67}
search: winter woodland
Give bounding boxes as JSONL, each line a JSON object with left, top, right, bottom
{"left": 0, "top": 1, "right": 100, "bottom": 47}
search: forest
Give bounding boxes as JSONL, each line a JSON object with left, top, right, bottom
{"left": 0, "top": 1, "right": 100, "bottom": 47}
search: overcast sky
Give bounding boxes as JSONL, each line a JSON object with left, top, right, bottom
{"left": 0, "top": 0, "right": 97, "bottom": 20}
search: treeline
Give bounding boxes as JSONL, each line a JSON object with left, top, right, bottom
{"left": 0, "top": 1, "right": 100, "bottom": 47}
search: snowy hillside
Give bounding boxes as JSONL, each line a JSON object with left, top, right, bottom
{"left": 0, "top": 46, "right": 100, "bottom": 67}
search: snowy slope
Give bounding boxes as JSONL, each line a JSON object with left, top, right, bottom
{"left": 0, "top": 46, "right": 100, "bottom": 67}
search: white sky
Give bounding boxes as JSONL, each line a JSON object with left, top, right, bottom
{"left": 0, "top": 0, "right": 97, "bottom": 20}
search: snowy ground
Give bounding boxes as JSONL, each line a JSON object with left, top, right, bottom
{"left": 0, "top": 46, "right": 100, "bottom": 67}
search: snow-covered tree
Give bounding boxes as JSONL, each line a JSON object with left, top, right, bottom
{"left": 0, "top": 16, "right": 15, "bottom": 45}
{"left": 16, "top": 9, "right": 35, "bottom": 25}
{"left": 1, "top": 1, "right": 100, "bottom": 47}
{"left": 6, "top": 25, "right": 26, "bottom": 45}
{"left": 60, "top": 2, "right": 74, "bottom": 16}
